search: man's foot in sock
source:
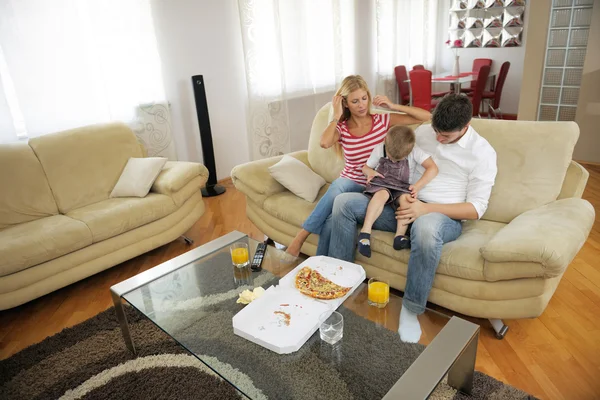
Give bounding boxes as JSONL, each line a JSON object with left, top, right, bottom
{"left": 398, "top": 305, "right": 422, "bottom": 343}
{"left": 357, "top": 232, "right": 372, "bottom": 258}
{"left": 393, "top": 235, "right": 410, "bottom": 250}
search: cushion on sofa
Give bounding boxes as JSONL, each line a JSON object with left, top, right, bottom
{"left": 0, "top": 142, "right": 59, "bottom": 230}
{"left": 471, "top": 119, "right": 579, "bottom": 223}
{"left": 28, "top": 122, "right": 144, "bottom": 214}
{"left": 110, "top": 157, "right": 168, "bottom": 198}
{"left": 66, "top": 193, "right": 176, "bottom": 243}
{"left": 0, "top": 215, "right": 93, "bottom": 276}
{"left": 268, "top": 155, "right": 326, "bottom": 202}
{"left": 307, "top": 104, "right": 345, "bottom": 183}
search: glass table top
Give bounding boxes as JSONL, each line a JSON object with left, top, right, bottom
{"left": 120, "top": 231, "right": 469, "bottom": 400}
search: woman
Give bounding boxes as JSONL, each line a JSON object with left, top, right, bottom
{"left": 286, "top": 75, "right": 431, "bottom": 256}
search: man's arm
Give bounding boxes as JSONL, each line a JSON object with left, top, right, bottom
{"left": 423, "top": 202, "right": 479, "bottom": 220}
{"left": 397, "top": 198, "right": 478, "bottom": 223}
{"left": 397, "top": 147, "right": 497, "bottom": 223}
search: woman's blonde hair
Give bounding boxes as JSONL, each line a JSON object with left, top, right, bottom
{"left": 334, "top": 75, "right": 372, "bottom": 158}
{"left": 335, "top": 75, "right": 373, "bottom": 123}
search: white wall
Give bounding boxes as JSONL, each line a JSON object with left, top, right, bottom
{"left": 150, "top": 0, "right": 249, "bottom": 180}
{"left": 435, "top": 0, "right": 527, "bottom": 115}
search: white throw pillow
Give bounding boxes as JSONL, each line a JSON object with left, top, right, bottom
{"left": 268, "top": 155, "right": 326, "bottom": 202}
{"left": 110, "top": 157, "right": 168, "bottom": 198}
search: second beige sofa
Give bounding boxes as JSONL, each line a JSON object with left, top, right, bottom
{"left": 0, "top": 122, "right": 208, "bottom": 310}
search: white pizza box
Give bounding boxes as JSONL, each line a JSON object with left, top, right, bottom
{"left": 278, "top": 256, "right": 366, "bottom": 309}
{"left": 232, "top": 286, "right": 332, "bottom": 354}
{"left": 232, "top": 256, "right": 365, "bottom": 354}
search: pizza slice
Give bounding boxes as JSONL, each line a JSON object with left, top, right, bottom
{"left": 294, "top": 266, "right": 351, "bottom": 300}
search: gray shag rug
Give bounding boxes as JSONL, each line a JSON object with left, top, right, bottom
{"left": 0, "top": 305, "right": 536, "bottom": 400}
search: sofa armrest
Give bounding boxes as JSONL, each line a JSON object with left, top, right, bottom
{"left": 152, "top": 161, "right": 209, "bottom": 195}
{"left": 481, "top": 198, "right": 595, "bottom": 277}
{"left": 558, "top": 161, "right": 589, "bottom": 200}
{"left": 231, "top": 150, "right": 310, "bottom": 198}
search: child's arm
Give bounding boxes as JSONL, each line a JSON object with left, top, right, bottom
{"left": 362, "top": 143, "right": 385, "bottom": 184}
{"left": 362, "top": 164, "right": 384, "bottom": 184}
{"left": 409, "top": 157, "right": 438, "bottom": 197}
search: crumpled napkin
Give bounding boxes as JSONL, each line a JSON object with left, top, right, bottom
{"left": 236, "top": 287, "right": 266, "bottom": 304}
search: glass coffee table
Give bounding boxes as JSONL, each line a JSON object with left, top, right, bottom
{"left": 110, "top": 231, "right": 479, "bottom": 399}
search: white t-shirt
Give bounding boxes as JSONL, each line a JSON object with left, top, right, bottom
{"left": 412, "top": 124, "right": 497, "bottom": 219}
{"left": 365, "top": 142, "right": 431, "bottom": 184}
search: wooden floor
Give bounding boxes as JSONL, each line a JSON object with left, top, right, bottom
{"left": 1, "top": 166, "right": 600, "bottom": 399}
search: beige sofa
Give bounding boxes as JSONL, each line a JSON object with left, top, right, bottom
{"left": 232, "top": 103, "right": 595, "bottom": 331}
{"left": 0, "top": 122, "right": 208, "bottom": 310}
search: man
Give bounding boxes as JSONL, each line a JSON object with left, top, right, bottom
{"left": 316, "top": 94, "right": 497, "bottom": 343}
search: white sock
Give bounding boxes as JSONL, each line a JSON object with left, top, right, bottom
{"left": 398, "top": 305, "right": 422, "bottom": 343}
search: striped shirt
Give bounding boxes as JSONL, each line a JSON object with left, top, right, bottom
{"left": 337, "top": 113, "right": 390, "bottom": 185}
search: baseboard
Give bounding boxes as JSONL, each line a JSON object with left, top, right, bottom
{"left": 218, "top": 176, "right": 232, "bottom": 184}
{"left": 577, "top": 160, "right": 600, "bottom": 167}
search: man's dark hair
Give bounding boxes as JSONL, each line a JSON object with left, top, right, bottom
{"left": 431, "top": 94, "right": 472, "bottom": 133}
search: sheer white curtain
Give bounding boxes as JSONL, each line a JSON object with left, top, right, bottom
{"left": 238, "top": 0, "right": 356, "bottom": 160}
{"left": 0, "top": 0, "right": 167, "bottom": 144}
{"left": 375, "top": 0, "right": 439, "bottom": 101}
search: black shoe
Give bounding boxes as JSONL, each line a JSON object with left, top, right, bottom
{"left": 357, "top": 232, "right": 372, "bottom": 258}
{"left": 393, "top": 235, "right": 410, "bottom": 250}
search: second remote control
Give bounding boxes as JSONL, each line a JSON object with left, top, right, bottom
{"left": 251, "top": 243, "right": 267, "bottom": 271}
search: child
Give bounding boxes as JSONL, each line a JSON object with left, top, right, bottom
{"left": 358, "top": 125, "right": 438, "bottom": 257}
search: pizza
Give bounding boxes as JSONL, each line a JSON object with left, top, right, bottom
{"left": 294, "top": 266, "right": 351, "bottom": 300}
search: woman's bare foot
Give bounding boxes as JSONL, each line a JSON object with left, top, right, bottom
{"left": 286, "top": 229, "right": 310, "bottom": 257}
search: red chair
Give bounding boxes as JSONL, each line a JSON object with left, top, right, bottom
{"left": 413, "top": 64, "right": 425, "bottom": 70}
{"left": 461, "top": 58, "right": 492, "bottom": 93}
{"left": 409, "top": 69, "right": 439, "bottom": 111}
{"left": 469, "top": 65, "right": 491, "bottom": 117}
{"left": 394, "top": 65, "right": 410, "bottom": 105}
{"left": 482, "top": 61, "right": 510, "bottom": 118}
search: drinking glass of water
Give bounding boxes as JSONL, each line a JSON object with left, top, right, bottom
{"left": 319, "top": 311, "right": 343, "bottom": 345}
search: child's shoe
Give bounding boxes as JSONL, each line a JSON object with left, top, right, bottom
{"left": 393, "top": 235, "right": 410, "bottom": 250}
{"left": 357, "top": 232, "right": 372, "bottom": 258}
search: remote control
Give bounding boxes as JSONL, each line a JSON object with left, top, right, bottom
{"left": 251, "top": 242, "right": 267, "bottom": 271}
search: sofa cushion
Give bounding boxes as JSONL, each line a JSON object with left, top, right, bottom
{"left": 67, "top": 193, "right": 176, "bottom": 243}
{"left": 262, "top": 188, "right": 509, "bottom": 282}
{"left": 307, "top": 103, "right": 345, "bottom": 183}
{"left": 262, "top": 185, "right": 331, "bottom": 227}
{"left": 268, "top": 155, "right": 326, "bottom": 202}
{"left": 0, "top": 142, "right": 59, "bottom": 230}
{"left": 364, "top": 220, "right": 505, "bottom": 281}
{"left": 28, "top": 122, "right": 144, "bottom": 214}
{"left": 0, "top": 215, "right": 92, "bottom": 276}
{"left": 110, "top": 157, "right": 168, "bottom": 198}
{"left": 470, "top": 119, "right": 579, "bottom": 223}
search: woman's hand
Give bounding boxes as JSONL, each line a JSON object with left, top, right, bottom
{"left": 373, "top": 95, "right": 394, "bottom": 110}
{"left": 332, "top": 95, "right": 344, "bottom": 120}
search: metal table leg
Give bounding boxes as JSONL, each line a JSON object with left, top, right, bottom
{"left": 111, "top": 290, "right": 137, "bottom": 354}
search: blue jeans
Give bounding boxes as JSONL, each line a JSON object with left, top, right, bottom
{"left": 302, "top": 177, "right": 365, "bottom": 235}
{"left": 317, "top": 192, "right": 463, "bottom": 315}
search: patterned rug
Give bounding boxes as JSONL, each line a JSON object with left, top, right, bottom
{"left": 0, "top": 306, "right": 535, "bottom": 400}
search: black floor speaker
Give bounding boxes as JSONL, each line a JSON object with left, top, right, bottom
{"left": 191, "top": 75, "right": 226, "bottom": 197}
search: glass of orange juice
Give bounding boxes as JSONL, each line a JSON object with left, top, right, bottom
{"left": 230, "top": 242, "right": 249, "bottom": 268}
{"left": 368, "top": 277, "right": 389, "bottom": 308}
